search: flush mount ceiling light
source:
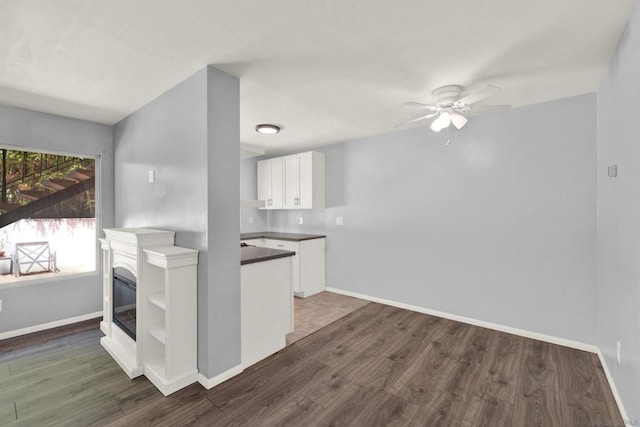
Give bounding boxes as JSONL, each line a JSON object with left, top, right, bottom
{"left": 255, "top": 124, "right": 281, "bottom": 134}
{"left": 403, "top": 85, "right": 511, "bottom": 133}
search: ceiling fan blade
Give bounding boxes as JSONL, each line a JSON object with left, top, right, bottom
{"left": 395, "top": 112, "right": 439, "bottom": 128}
{"left": 463, "top": 104, "right": 511, "bottom": 116}
{"left": 457, "top": 85, "right": 501, "bottom": 106}
{"left": 404, "top": 102, "right": 438, "bottom": 110}
{"left": 408, "top": 112, "right": 439, "bottom": 123}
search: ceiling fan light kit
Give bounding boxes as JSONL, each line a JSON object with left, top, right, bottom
{"left": 405, "top": 84, "right": 510, "bottom": 133}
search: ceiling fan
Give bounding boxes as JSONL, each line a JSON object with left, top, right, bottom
{"left": 405, "top": 85, "right": 511, "bottom": 132}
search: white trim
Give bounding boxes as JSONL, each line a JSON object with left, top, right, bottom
{"left": 0, "top": 271, "right": 99, "bottom": 290}
{"left": 197, "top": 364, "right": 243, "bottom": 390}
{"left": 0, "top": 311, "right": 102, "bottom": 340}
{"left": 596, "top": 348, "right": 630, "bottom": 423}
{"left": 326, "top": 287, "right": 598, "bottom": 353}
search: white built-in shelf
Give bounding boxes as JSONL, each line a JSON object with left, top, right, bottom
{"left": 145, "top": 357, "right": 166, "bottom": 379}
{"left": 148, "top": 293, "right": 166, "bottom": 310}
{"left": 148, "top": 327, "right": 166, "bottom": 345}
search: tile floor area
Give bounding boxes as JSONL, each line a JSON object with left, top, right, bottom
{"left": 286, "top": 291, "right": 370, "bottom": 345}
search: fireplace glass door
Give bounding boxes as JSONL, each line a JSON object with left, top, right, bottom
{"left": 113, "top": 267, "right": 137, "bottom": 340}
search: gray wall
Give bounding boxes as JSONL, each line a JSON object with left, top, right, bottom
{"left": 266, "top": 93, "right": 598, "bottom": 345}
{"left": 240, "top": 157, "right": 268, "bottom": 233}
{"left": 0, "top": 105, "right": 114, "bottom": 333}
{"left": 596, "top": 0, "right": 640, "bottom": 418}
{"left": 114, "top": 66, "right": 240, "bottom": 378}
{"left": 204, "top": 66, "right": 241, "bottom": 375}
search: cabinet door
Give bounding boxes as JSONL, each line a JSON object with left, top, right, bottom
{"left": 257, "top": 160, "right": 272, "bottom": 209}
{"left": 298, "top": 152, "right": 314, "bottom": 209}
{"left": 283, "top": 155, "right": 300, "bottom": 209}
{"left": 270, "top": 157, "right": 283, "bottom": 209}
{"left": 257, "top": 158, "right": 283, "bottom": 209}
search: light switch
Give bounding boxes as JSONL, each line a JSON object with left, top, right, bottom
{"left": 608, "top": 165, "right": 618, "bottom": 177}
{"left": 336, "top": 217, "right": 344, "bottom": 226}
{"left": 249, "top": 217, "right": 254, "bottom": 224}
{"left": 298, "top": 217, "right": 304, "bottom": 225}
{"left": 148, "top": 169, "right": 155, "bottom": 183}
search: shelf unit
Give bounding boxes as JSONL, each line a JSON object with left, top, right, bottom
{"left": 142, "top": 245, "right": 198, "bottom": 396}
{"left": 100, "top": 228, "right": 198, "bottom": 397}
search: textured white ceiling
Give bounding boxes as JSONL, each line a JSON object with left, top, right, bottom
{"left": 0, "top": 1, "right": 635, "bottom": 153}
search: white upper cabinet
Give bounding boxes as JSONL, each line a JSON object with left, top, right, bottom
{"left": 258, "top": 151, "right": 325, "bottom": 210}
{"left": 283, "top": 154, "right": 299, "bottom": 209}
{"left": 257, "top": 157, "right": 283, "bottom": 209}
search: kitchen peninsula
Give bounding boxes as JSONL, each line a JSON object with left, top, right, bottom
{"left": 240, "top": 243, "right": 295, "bottom": 367}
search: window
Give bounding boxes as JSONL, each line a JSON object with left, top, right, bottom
{"left": 0, "top": 148, "right": 97, "bottom": 284}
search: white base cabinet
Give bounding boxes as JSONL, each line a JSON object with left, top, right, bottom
{"left": 241, "top": 257, "right": 293, "bottom": 368}
{"left": 245, "top": 237, "right": 325, "bottom": 298}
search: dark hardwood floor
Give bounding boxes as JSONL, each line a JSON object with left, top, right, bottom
{"left": 0, "top": 303, "right": 623, "bottom": 426}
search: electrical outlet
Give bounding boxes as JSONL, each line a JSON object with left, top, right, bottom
{"left": 336, "top": 217, "right": 344, "bottom": 226}
{"left": 617, "top": 341, "right": 622, "bottom": 364}
{"left": 148, "top": 169, "right": 155, "bottom": 183}
{"left": 298, "top": 217, "right": 304, "bottom": 225}
{"left": 248, "top": 217, "right": 254, "bottom": 224}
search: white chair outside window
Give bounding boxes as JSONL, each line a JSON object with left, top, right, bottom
{"left": 13, "top": 241, "right": 57, "bottom": 277}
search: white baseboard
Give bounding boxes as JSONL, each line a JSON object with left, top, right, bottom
{"left": 596, "top": 348, "right": 630, "bottom": 423}
{"left": 198, "top": 364, "right": 243, "bottom": 390}
{"left": 0, "top": 311, "right": 102, "bottom": 341}
{"left": 326, "top": 287, "right": 598, "bottom": 353}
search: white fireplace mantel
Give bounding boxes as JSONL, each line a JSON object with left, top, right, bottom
{"left": 100, "top": 227, "right": 198, "bottom": 396}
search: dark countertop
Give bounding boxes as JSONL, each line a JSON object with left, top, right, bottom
{"left": 240, "top": 232, "right": 326, "bottom": 242}
{"left": 241, "top": 246, "right": 296, "bottom": 265}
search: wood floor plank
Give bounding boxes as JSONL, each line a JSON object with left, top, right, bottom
{"left": 589, "top": 353, "right": 625, "bottom": 424}
{"left": 208, "top": 359, "right": 328, "bottom": 414}
{"left": 0, "top": 360, "right": 98, "bottom": 406}
{"left": 410, "top": 391, "right": 463, "bottom": 427}
{"left": 0, "top": 339, "right": 69, "bottom": 364}
{"left": 0, "top": 362, "right": 9, "bottom": 380}
{"left": 303, "top": 366, "right": 358, "bottom": 409}
{"left": 452, "top": 324, "right": 492, "bottom": 365}
{"left": 0, "top": 317, "right": 99, "bottom": 354}
{"left": 233, "top": 396, "right": 324, "bottom": 427}
{"left": 8, "top": 340, "right": 105, "bottom": 376}
{"left": 0, "top": 302, "right": 623, "bottom": 426}
{"left": 14, "top": 364, "right": 126, "bottom": 418}
{"left": 512, "top": 339, "right": 563, "bottom": 426}
{"left": 0, "top": 402, "right": 16, "bottom": 425}
{"left": 555, "top": 345, "right": 615, "bottom": 426}
{"left": 105, "top": 384, "right": 216, "bottom": 427}
{"left": 459, "top": 395, "right": 514, "bottom": 427}
{"left": 472, "top": 330, "right": 523, "bottom": 403}
{"left": 350, "top": 389, "right": 420, "bottom": 427}
{"left": 11, "top": 396, "right": 123, "bottom": 427}
{"left": 313, "top": 383, "right": 381, "bottom": 426}
{"left": 113, "top": 376, "right": 165, "bottom": 414}
{"left": 394, "top": 319, "right": 471, "bottom": 405}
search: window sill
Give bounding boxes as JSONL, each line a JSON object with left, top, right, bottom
{"left": 0, "top": 270, "right": 99, "bottom": 290}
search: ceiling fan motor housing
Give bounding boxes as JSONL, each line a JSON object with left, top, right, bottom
{"left": 431, "top": 85, "right": 463, "bottom": 107}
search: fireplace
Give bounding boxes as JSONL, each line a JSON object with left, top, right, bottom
{"left": 112, "top": 267, "right": 137, "bottom": 341}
